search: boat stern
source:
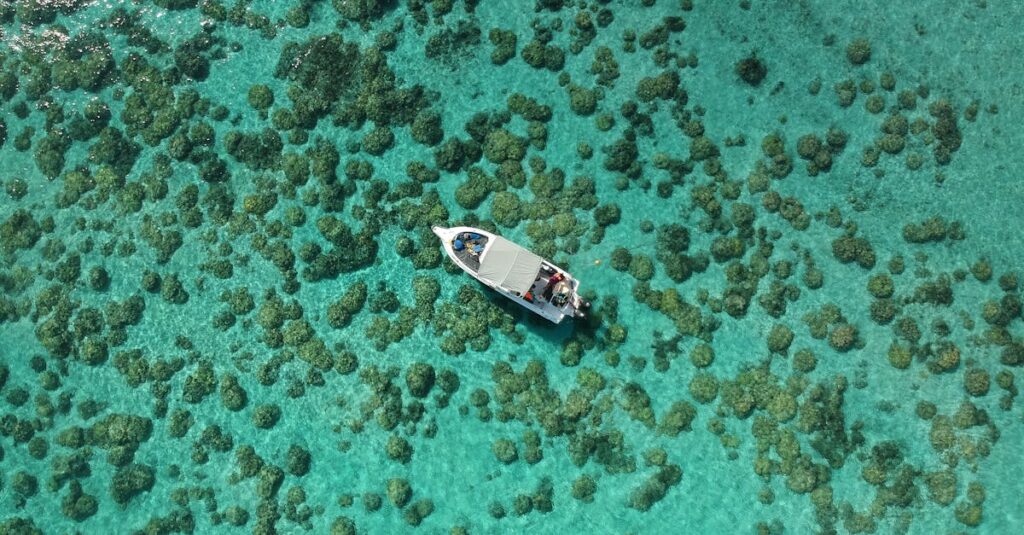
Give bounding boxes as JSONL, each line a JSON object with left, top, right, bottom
{"left": 572, "top": 294, "right": 592, "bottom": 319}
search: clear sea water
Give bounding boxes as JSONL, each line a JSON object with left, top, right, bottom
{"left": 1, "top": 1, "right": 1022, "bottom": 533}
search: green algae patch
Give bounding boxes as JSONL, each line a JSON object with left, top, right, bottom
{"left": 110, "top": 463, "right": 156, "bottom": 505}
{"left": 628, "top": 464, "right": 682, "bottom": 511}
{"left": 1, "top": 209, "right": 42, "bottom": 253}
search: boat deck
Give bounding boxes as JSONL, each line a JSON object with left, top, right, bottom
{"left": 518, "top": 269, "right": 576, "bottom": 320}
{"left": 452, "top": 233, "right": 489, "bottom": 272}
{"left": 525, "top": 273, "right": 550, "bottom": 302}
{"left": 515, "top": 266, "right": 557, "bottom": 305}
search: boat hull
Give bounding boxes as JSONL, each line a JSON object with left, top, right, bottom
{"left": 432, "top": 226, "right": 587, "bottom": 324}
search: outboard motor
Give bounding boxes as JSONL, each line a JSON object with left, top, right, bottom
{"left": 572, "top": 295, "right": 591, "bottom": 318}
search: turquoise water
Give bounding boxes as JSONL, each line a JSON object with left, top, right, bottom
{"left": 1, "top": 0, "right": 1022, "bottom": 533}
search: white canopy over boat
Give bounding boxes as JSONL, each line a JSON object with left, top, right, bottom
{"left": 477, "top": 236, "right": 544, "bottom": 295}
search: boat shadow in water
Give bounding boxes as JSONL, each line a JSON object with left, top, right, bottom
{"left": 479, "top": 282, "right": 603, "bottom": 342}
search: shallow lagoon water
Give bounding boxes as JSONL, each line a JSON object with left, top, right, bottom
{"left": 1, "top": 1, "right": 1023, "bottom": 533}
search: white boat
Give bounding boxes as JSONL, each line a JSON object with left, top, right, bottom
{"left": 431, "top": 226, "right": 591, "bottom": 324}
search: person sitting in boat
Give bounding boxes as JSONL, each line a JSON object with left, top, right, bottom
{"left": 542, "top": 272, "right": 565, "bottom": 301}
